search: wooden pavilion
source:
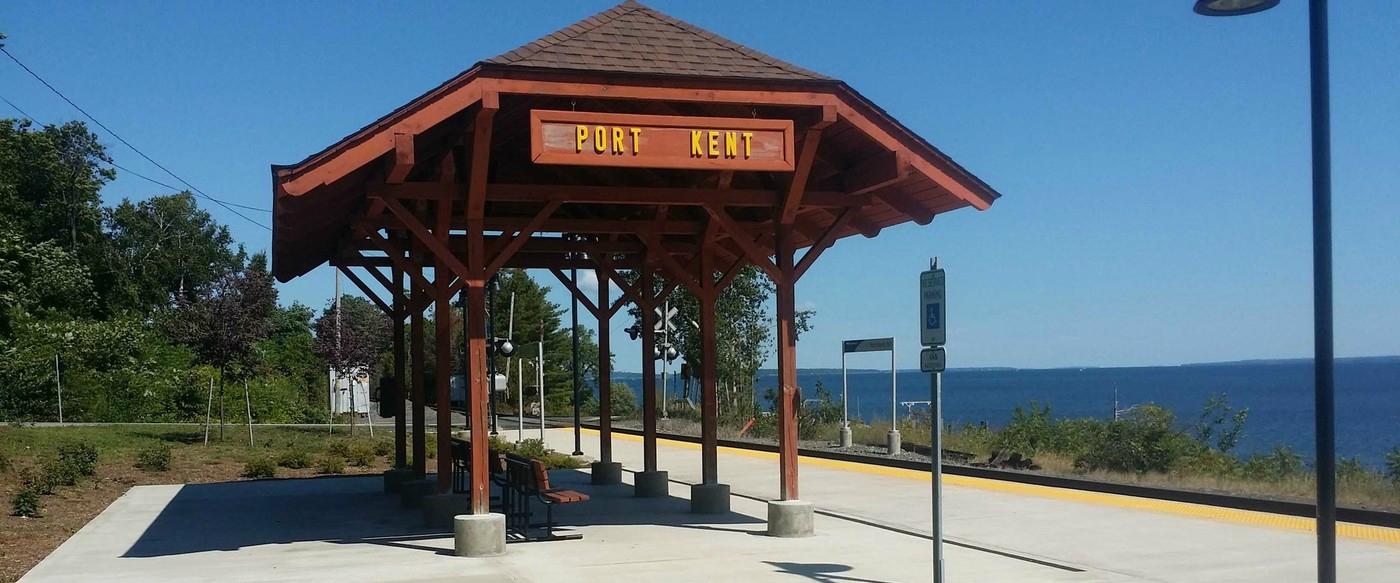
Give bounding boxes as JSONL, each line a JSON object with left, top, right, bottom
{"left": 271, "top": 0, "right": 998, "bottom": 552}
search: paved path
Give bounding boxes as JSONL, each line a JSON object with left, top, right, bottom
{"left": 541, "top": 428, "right": 1400, "bottom": 582}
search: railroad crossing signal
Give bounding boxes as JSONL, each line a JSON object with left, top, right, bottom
{"left": 654, "top": 305, "right": 678, "bottom": 334}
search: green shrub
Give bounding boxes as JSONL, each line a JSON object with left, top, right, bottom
{"left": 276, "top": 449, "right": 311, "bottom": 469}
{"left": 347, "top": 443, "right": 375, "bottom": 467}
{"left": 608, "top": 381, "right": 638, "bottom": 418}
{"left": 135, "top": 445, "right": 172, "bottom": 472}
{"left": 11, "top": 489, "right": 40, "bottom": 517}
{"left": 42, "top": 459, "right": 79, "bottom": 487}
{"left": 58, "top": 442, "right": 99, "bottom": 477}
{"left": 1242, "top": 446, "right": 1305, "bottom": 481}
{"left": 994, "top": 402, "right": 1056, "bottom": 458}
{"left": 1073, "top": 405, "right": 1192, "bottom": 474}
{"left": 242, "top": 456, "right": 277, "bottom": 478}
{"left": 1336, "top": 457, "right": 1372, "bottom": 484}
{"left": 1385, "top": 447, "right": 1400, "bottom": 484}
{"left": 326, "top": 439, "right": 352, "bottom": 458}
{"left": 514, "top": 438, "right": 549, "bottom": 460}
{"left": 372, "top": 439, "right": 392, "bottom": 457}
{"left": 316, "top": 456, "right": 345, "bottom": 474}
{"left": 20, "top": 467, "right": 57, "bottom": 495}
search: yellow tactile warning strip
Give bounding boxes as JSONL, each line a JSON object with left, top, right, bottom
{"left": 580, "top": 428, "right": 1400, "bottom": 546}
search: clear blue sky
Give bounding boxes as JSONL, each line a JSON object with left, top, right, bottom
{"left": 3, "top": 1, "right": 1396, "bottom": 371}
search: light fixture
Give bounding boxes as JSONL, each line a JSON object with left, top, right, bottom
{"left": 1193, "top": 0, "right": 1279, "bottom": 16}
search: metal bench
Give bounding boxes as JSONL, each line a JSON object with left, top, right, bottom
{"left": 501, "top": 454, "right": 588, "bottom": 541}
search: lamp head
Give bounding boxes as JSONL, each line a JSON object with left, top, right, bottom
{"left": 1193, "top": 0, "right": 1279, "bottom": 16}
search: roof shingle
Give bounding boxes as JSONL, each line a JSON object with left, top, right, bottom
{"left": 482, "top": 1, "right": 830, "bottom": 81}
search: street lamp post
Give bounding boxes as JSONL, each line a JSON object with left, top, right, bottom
{"left": 1194, "top": 2, "right": 1334, "bottom": 581}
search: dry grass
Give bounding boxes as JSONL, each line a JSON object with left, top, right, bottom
{"left": 0, "top": 424, "right": 396, "bottom": 583}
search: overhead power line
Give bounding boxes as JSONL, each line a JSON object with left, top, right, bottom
{"left": 1, "top": 46, "right": 272, "bottom": 230}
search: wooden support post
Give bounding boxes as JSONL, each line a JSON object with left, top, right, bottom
{"left": 410, "top": 259, "right": 427, "bottom": 479}
{"left": 639, "top": 260, "right": 658, "bottom": 472}
{"left": 393, "top": 263, "right": 407, "bottom": 469}
{"left": 775, "top": 222, "right": 799, "bottom": 501}
{"left": 596, "top": 268, "right": 613, "bottom": 463}
{"left": 700, "top": 249, "right": 719, "bottom": 485}
{"left": 465, "top": 219, "right": 491, "bottom": 514}
{"left": 434, "top": 263, "right": 452, "bottom": 494}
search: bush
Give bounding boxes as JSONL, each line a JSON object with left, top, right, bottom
{"left": 20, "top": 467, "right": 57, "bottom": 495}
{"left": 347, "top": 443, "right": 375, "bottom": 467}
{"left": 1386, "top": 447, "right": 1400, "bottom": 484}
{"left": 316, "top": 456, "right": 345, "bottom": 474}
{"left": 326, "top": 439, "right": 352, "bottom": 458}
{"left": 1242, "top": 446, "right": 1305, "bottom": 481}
{"left": 276, "top": 449, "right": 311, "bottom": 469}
{"left": 994, "top": 402, "right": 1056, "bottom": 458}
{"left": 11, "top": 489, "right": 40, "bottom": 517}
{"left": 608, "top": 381, "right": 638, "bottom": 418}
{"left": 1336, "top": 457, "right": 1372, "bottom": 484}
{"left": 135, "top": 445, "right": 172, "bottom": 472}
{"left": 58, "top": 442, "right": 99, "bottom": 477}
{"left": 42, "top": 459, "right": 79, "bottom": 487}
{"left": 1073, "top": 405, "right": 1193, "bottom": 474}
{"left": 242, "top": 456, "right": 277, "bottom": 478}
{"left": 372, "top": 439, "right": 392, "bottom": 457}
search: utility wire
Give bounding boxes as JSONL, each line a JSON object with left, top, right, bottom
{"left": 1, "top": 46, "right": 272, "bottom": 230}
{"left": 4, "top": 92, "right": 270, "bottom": 215}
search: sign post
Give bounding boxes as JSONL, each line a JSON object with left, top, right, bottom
{"left": 919, "top": 260, "right": 947, "bottom": 583}
{"left": 839, "top": 337, "right": 896, "bottom": 452}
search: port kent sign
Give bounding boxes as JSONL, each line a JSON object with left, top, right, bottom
{"left": 530, "top": 110, "right": 795, "bottom": 171}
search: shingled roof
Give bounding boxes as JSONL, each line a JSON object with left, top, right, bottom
{"left": 483, "top": 0, "right": 829, "bottom": 81}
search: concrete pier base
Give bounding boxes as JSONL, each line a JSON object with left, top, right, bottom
{"left": 886, "top": 430, "right": 901, "bottom": 455}
{"left": 591, "top": 461, "right": 623, "bottom": 485}
{"left": 690, "top": 483, "right": 731, "bottom": 514}
{"left": 422, "top": 493, "right": 472, "bottom": 528}
{"left": 382, "top": 467, "right": 413, "bottom": 493}
{"left": 767, "top": 499, "right": 815, "bottom": 538}
{"left": 633, "top": 470, "right": 669, "bottom": 497}
{"left": 453, "top": 513, "right": 506, "bottom": 557}
{"left": 399, "top": 478, "right": 433, "bottom": 508}
{"left": 839, "top": 425, "right": 853, "bottom": 448}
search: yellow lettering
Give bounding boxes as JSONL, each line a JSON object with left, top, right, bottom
{"left": 594, "top": 126, "right": 607, "bottom": 154}
{"left": 691, "top": 130, "right": 704, "bottom": 157}
{"left": 612, "top": 127, "right": 625, "bottom": 154}
{"left": 576, "top": 125, "right": 588, "bottom": 153}
{"left": 742, "top": 132, "right": 753, "bottom": 158}
{"left": 629, "top": 127, "right": 642, "bottom": 154}
{"left": 708, "top": 130, "right": 720, "bottom": 158}
{"left": 724, "top": 131, "right": 738, "bottom": 158}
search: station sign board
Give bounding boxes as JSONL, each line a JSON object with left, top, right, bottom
{"left": 842, "top": 337, "right": 894, "bottom": 354}
{"left": 920, "top": 268, "right": 945, "bottom": 346}
{"left": 920, "top": 347, "right": 946, "bottom": 373}
{"left": 530, "top": 110, "right": 794, "bottom": 171}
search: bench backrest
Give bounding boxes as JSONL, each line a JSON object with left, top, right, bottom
{"left": 502, "top": 454, "right": 551, "bottom": 493}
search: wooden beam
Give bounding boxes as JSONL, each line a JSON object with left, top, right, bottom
{"left": 466, "top": 92, "right": 499, "bottom": 220}
{"left": 366, "top": 182, "right": 866, "bottom": 208}
{"left": 353, "top": 227, "right": 436, "bottom": 300}
{"left": 485, "top": 201, "right": 560, "bottom": 275}
{"left": 844, "top": 150, "right": 908, "bottom": 196}
{"left": 640, "top": 232, "right": 701, "bottom": 295}
{"left": 387, "top": 133, "right": 415, "bottom": 183}
{"left": 357, "top": 214, "right": 706, "bottom": 236}
{"left": 336, "top": 265, "right": 394, "bottom": 317}
{"left": 780, "top": 106, "right": 835, "bottom": 224}
{"left": 703, "top": 203, "right": 779, "bottom": 281}
{"left": 795, "top": 207, "right": 854, "bottom": 281}
{"left": 380, "top": 197, "right": 473, "bottom": 285}
{"left": 549, "top": 268, "right": 600, "bottom": 318}
{"left": 872, "top": 189, "right": 936, "bottom": 226}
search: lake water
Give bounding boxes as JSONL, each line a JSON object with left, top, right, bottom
{"left": 615, "top": 358, "right": 1400, "bottom": 467}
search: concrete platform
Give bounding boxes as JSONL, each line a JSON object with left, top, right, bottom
{"left": 17, "top": 428, "right": 1400, "bottom": 582}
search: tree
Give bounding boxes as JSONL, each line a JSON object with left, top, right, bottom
{"left": 0, "top": 227, "right": 97, "bottom": 334}
{"left": 0, "top": 119, "right": 112, "bottom": 255}
{"left": 166, "top": 254, "right": 277, "bottom": 439}
{"left": 625, "top": 265, "right": 814, "bottom": 414}
{"left": 488, "top": 269, "right": 599, "bottom": 410}
{"left": 313, "top": 294, "right": 389, "bottom": 426}
{"left": 103, "top": 192, "right": 245, "bottom": 312}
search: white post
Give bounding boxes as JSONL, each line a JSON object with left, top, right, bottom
{"left": 366, "top": 375, "right": 374, "bottom": 438}
{"left": 328, "top": 369, "right": 335, "bottom": 434}
{"left": 54, "top": 353, "right": 63, "bottom": 424}
{"left": 537, "top": 340, "right": 545, "bottom": 442}
{"left": 891, "top": 337, "right": 897, "bottom": 429}
{"left": 517, "top": 361, "right": 525, "bottom": 442}
{"left": 839, "top": 349, "right": 851, "bottom": 448}
{"left": 244, "top": 380, "right": 254, "bottom": 447}
{"left": 932, "top": 368, "right": 944, "bottom": 583}
{"left": 204, "top": 377, "right": 214, "bottom": 445}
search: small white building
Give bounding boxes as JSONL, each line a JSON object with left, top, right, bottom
{"left": 329, "top": 366, "right": 371, "bottom": 415}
